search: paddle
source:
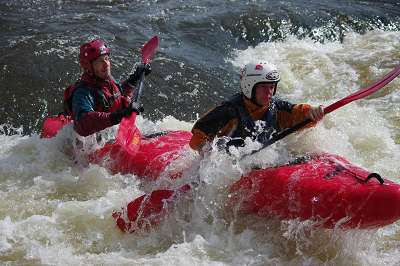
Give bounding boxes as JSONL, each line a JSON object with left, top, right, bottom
{"left": 113, "top": 64, "right": 400, "bottom": 233}
{"left": 133, "top": 35, "right": 159, "bottom": 104}
{"left": 115, "top": 36, "right": 159, "bottom": 154}
{"left": 243, "top": 64, "right": 400, "bottom": 158}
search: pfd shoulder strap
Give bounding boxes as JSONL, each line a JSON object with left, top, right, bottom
{"left": 63, "top": 80, "right": 85, "bottom": 115}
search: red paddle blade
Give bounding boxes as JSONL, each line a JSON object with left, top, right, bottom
{"left": 325, "top": 65, "right": 400, "bottom": 114}
{"left": 115, "top": 113, "right": 141, "bottom": 156}
{"left": 141, "top": 36, "right": 159, "bottom": 64}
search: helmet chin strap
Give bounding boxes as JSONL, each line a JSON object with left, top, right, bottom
{"left": 249, "top": 89, "right": 264, "bottom": 107}
{"left": 249, "top": 83, "right": 278, "bottom": 107}
{"left": 84, "top": 63, "right": 101, "bottom": 80}
{"left": 82, "top": 64, "right": 94, "bottom": 76}
{"left": 86, "top": 69, "right": 94, "bottom": 76}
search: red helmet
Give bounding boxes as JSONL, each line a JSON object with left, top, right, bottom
{"left": 79, "top": 39, "right": 110, "bottom": 70}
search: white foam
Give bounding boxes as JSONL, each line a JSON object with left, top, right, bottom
{"left": 229, "top": 30, "right": 400, "bottom": 181}
{"left": 1, "top": 29, "right": 400, "bottom": 265}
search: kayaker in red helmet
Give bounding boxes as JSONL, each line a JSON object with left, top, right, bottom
{"left": 189, "top": 62, "right": 325, "bottom": 151}
{"left": 63, "top": 39, "right": 150, "bottom": 136}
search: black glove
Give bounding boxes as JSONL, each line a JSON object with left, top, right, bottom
{"left": 128, "top": 63, "right": 151, "bottom": 86}
{"left": 130, "top": 102, "right": 144, "bottom": 114}
{"left": 110, "top": 103, "right": 144, "bottom": 125}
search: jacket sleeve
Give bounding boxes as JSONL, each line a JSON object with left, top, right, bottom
{"left": 71, "top": 88, "right": 95, "bottom": 122}
{"left": 189, "top": 129, "right": 209, "bottom": 151}
{"left": 71, "top": 88, "right": 114, "bottom": 137}
{"left": 277, "top": 103, "right": 316, "bottom": 130}
{"left": 189, "top": 104, "right": 236, "bottom": 151}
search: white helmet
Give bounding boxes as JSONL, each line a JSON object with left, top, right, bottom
{"left": 240, "top": 62, "right": 280, "bottom": 99}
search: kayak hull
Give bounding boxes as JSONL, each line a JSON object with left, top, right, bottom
{"left": 41, "top": 115, "right": 191, "bottom": 178}
{"left": 41, "top": 115, "right": 400, "bottom": 230}
{"left": 89, "top": 130, "right": 192, "bottom": 179}
{"left": 40, "top": 114, "right": 72, "bottom": 138}
{"left": 229, "top": 153, "right": 400, "bottom": 229}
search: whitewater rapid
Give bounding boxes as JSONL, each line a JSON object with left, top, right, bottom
{"left": 1, "top": 30, "right": 400, "bottom": 265}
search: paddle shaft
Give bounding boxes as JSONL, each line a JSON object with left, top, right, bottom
{"left": 133, "top": 71, "right": 146, "bottom": 104}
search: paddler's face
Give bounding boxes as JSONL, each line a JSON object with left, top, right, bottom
{"left": 92, "top": 54, "right": 111, "bottom": 80}
{"left": 254, "top": 82, "right": 275, "bottom": 106}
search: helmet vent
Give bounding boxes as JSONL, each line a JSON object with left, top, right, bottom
{"left": 266, "top": 70, "right": 279, "bottom": 81}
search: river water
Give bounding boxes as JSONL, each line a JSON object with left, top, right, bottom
{"left": 1, "top": 0, "right": 400, "bottom": 265}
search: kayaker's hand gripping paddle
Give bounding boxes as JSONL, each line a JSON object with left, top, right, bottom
{"left": 115, "top": 36, "right": 159, "bottom": 153}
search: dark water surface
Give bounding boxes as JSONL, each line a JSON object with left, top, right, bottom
{"left": 0, "top": 0, "right": 399, "bottom": 134}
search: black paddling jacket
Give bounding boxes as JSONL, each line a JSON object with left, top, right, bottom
{"left": 189, "top": 93, "right": 314, "bottom": 151}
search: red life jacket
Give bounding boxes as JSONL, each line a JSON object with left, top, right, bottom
{"left": 63, "top": 73, "right": 128, "bottom": 117}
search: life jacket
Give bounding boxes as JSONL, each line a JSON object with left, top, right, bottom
{"left": 63, "top": 75, "right": 125, "bottom": 117}
{"left": 223, "top": 93, "right": 294, "bottom": 146}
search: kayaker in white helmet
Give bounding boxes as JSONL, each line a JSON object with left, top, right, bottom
{"left": 189, "top": 62, "right": 324, "bottom": 151}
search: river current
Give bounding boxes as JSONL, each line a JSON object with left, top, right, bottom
{"left": 1, "top": 1, "right": 400, "bottom": 265}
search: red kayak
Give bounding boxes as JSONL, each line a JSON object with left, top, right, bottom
{"left": 41, "top": 114, "right": 400, "bottom": 231}
{"left": 41, "top": 113, "right": 191, "bottom": 179}
{"left": 113, "top": 151, "right": 400, "bottom": 232}
{"left": 228, "top": 153, "right": 400, "bottom": 229}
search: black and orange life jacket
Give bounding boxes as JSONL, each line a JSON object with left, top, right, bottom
{"left": 223, "top": 93, "right": 294, "bottom": 143}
